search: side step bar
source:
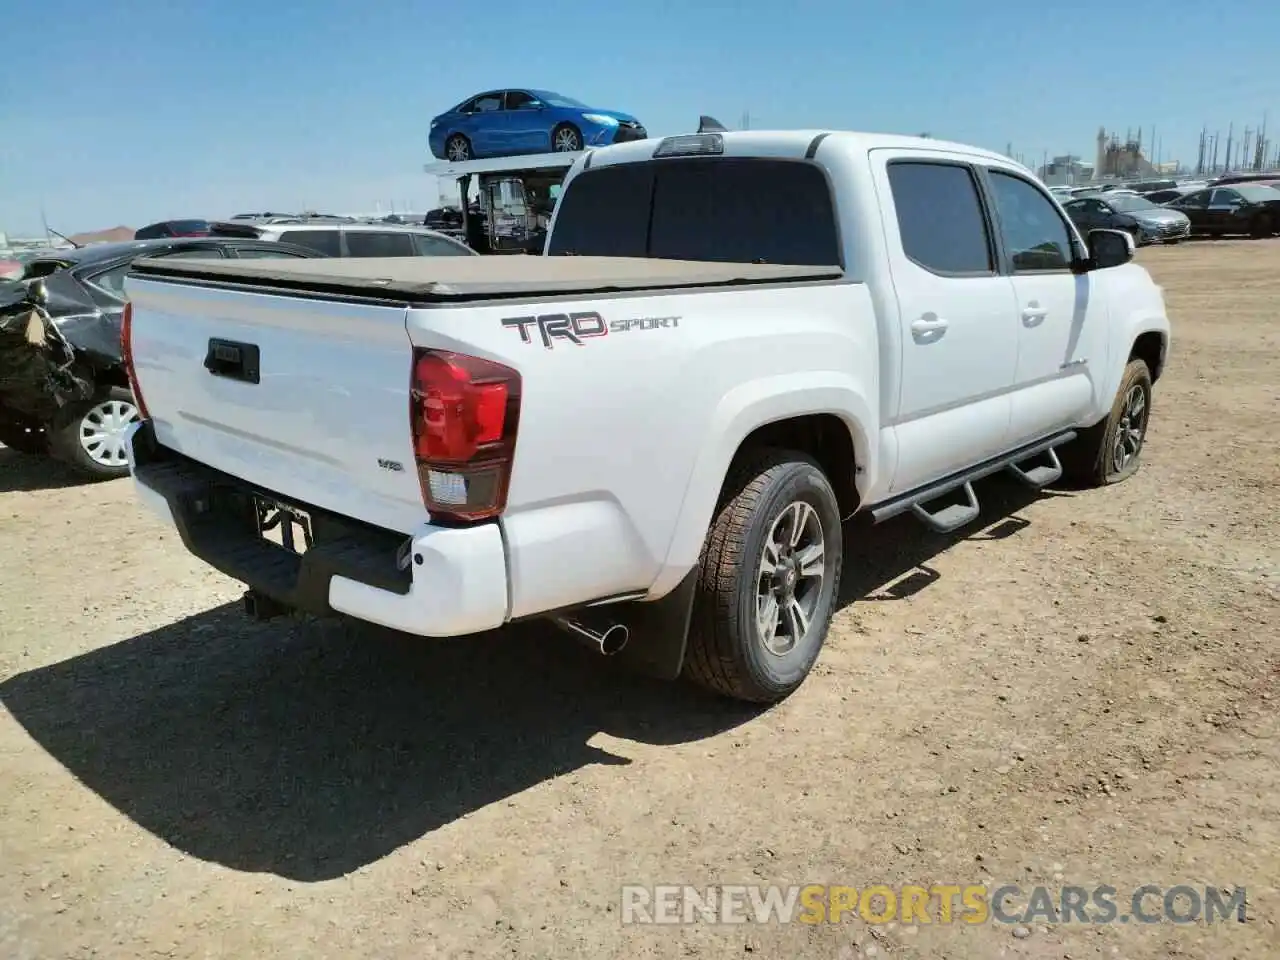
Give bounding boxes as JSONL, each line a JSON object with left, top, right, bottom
{"left": 871, "top": 430, "right": 1076, "bottom": 534}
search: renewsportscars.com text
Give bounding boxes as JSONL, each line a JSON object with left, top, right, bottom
{"left": 619, "top": 883, "right": 1248, "bottom": 926}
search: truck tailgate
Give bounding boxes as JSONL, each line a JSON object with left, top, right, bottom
{"left": 124, "top": 274, "right": 424, "bottom": 534}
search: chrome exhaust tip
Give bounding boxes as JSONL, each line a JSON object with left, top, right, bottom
{"left": 552, "top": 616, "right": 630, "bottom": 656}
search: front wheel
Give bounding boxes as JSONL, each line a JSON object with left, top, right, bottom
{"left": 552, "top": 124, "right": 583, "bottom": 153}
{"left": 683, "top": 450, "right": 843, "bottom": 703}
{"left": 48, "top": 385, "right": 140, "bottom": 480}
{"left": 1059, "top": 358, "right": 1153, "bottom": 487}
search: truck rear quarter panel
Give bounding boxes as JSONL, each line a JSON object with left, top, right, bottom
{"left": 408, "top": 281, "right": 879, "bottom": 616}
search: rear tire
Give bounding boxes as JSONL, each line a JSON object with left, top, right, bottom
{"left": 1250, "top": 213, "right": 1273, "bottom": 239}
{"left": 1059, "top": 358, "right": 1153, "bottom": 488}
{"left": 445, "top": 134, "right": 472, "bottom": 162}
{"left": 683, "top": 450, "right": 843, "bottom": 704}
{"left": 48, "top": 385, "right": 139, "bottom": 481}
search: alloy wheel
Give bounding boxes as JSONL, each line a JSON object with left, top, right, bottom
{"left": 1111, "top": 383, "right": 1148, "bottom": 474}
{"left": 756, "top": 500, "right": 826, "bottom": 657}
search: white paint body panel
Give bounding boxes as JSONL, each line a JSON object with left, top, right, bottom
{"left": 123, "top": 129, "right": 1171, "bottom": 638}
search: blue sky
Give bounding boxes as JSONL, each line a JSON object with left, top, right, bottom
{"left": 1, "top": 0, "right": 1276, "bottom": 236}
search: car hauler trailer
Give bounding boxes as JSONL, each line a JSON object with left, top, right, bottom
{"left": 423, "top": 116, "right": 730, "bottom": 254}
{"left": 422, "top": 150, "right": 580, "bottom": 254}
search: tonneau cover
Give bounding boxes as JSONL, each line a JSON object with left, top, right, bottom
{"left": 128, "top": 254, "right": 843, "bottom": 302}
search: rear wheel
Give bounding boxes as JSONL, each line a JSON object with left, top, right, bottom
{"left": 48, "top": 385, "right": 139, "bottom": 480}
{"left": 683, "top": 450, "right": 843, "bottom": 703}
{"left": 1250, "top": 213, "right": 1273, "bottom": 239}
{"left": 445, "top": 134, "right": 472, "bottom": 162}
{"left": 1059, "top": 358, "right": 1153, "bottom": 487}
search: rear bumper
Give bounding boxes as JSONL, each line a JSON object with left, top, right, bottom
{"left": 125, "top": 421, "right": 509, "bottom": 638}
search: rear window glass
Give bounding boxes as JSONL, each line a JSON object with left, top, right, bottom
{"left": 345, "top": 231, "right": 417, "bottom": 257}
{"left": 276, "top": 230, "right": 342, "bottom": 256}
{"left": 548, "top": 158, "right": 840, "bottom": 266}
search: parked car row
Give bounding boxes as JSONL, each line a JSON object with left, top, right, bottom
{"left": 0, "top": 237, "right": 327, "bottom": 479}
{"left": 1056, "top": 177, "right": 1280, "bottom": 243}
{"left": 0, "top": 217, "right": 479, "bottom": 482}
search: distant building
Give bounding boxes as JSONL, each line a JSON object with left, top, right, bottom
{"left": 1038, "top": 155, "right": 1094, "bottom": 186}
{"left": 1094, "top": 127, "right": 1160, "bottom": 180}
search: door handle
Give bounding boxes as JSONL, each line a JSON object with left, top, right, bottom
{"left": 1021, "top": 306, "right": 1048, "bottom": 326}
{"left": 910, "top": 316, "right": 949, "bottom": 335}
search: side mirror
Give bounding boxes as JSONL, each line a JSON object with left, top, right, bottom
{"left": 1084, "top": 229, "right": 1134, "bottom": 270}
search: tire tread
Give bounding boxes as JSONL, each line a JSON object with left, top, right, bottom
{"left": 684, "top": 449, "right": 841, "bottom": 702}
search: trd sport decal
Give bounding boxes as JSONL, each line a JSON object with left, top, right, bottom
{"left": 501, "top": 312, "right": 608, "bottom": 349}
{"left": 500, "top": 312, "right": 681, "bottom": 349}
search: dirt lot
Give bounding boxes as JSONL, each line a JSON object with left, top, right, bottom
{"left": 2, "top": 240, "right": 1277, "bottom": 960}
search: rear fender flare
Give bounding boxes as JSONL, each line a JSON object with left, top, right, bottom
{"left": 649, "top": 372, "right": 874, "bottom": 597}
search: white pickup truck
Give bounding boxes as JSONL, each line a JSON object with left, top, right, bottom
{"left": 121, "top": 129, "right": 1170, "bottom": 704}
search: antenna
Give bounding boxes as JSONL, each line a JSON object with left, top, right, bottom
{"left": 697, "top": 115, "right": 728, "bottom": 133}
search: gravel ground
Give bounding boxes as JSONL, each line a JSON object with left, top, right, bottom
{"left": 1, "top": 239, "right": 1277, "bottom": 960}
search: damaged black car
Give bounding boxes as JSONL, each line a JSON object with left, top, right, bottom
{"left": 0, "top": 237, "right": 321, "bottom": 480}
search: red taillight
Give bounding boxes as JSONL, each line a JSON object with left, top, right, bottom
{"left": 120, "top": 301, "right": 150, "bottom": 419}
{"left": 410, "top": 349, "right": 521, "bottom": 523}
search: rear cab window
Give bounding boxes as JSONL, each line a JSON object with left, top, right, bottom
{"left": 548, "top": 157, "right": 841, "bottom": 266}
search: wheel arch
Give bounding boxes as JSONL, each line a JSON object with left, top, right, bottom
{"left": 648, "top": 374, "right": 874, "bottom": 598}
{"left": 1129, "top": 329, "right": 1167, "bottom": 384}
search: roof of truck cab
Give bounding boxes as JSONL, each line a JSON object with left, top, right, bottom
{"left": 579, "top": 129, "right": 1022, "bottom": 170}
{"left": 128, "top": 254, "right": 843, "bottom": 301}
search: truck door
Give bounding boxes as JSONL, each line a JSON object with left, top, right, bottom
{"left": 982, "top": 167, "right": 1106, "bottom": 443}
{"left": 872, "top": 151, "right": 1020, "bottom": 494}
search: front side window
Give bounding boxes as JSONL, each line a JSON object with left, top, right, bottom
{"left": 886, "top": 161, "right": 993, "bottom": 275}
{"left": 1171, "top": 190, "right": 1209, "bottom": 208}
{"left": 987, "top": 170, "right": 1073, "bottom": 272}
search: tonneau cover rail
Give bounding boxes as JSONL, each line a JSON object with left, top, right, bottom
{"left": 128, "top": 254, "right": 844, "bottom": 303}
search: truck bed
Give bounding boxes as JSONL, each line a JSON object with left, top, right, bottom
{"left": 129, "top": 254, "right": 843, "bottom": 302}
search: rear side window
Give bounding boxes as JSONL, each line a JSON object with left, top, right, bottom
{"left": 887, "top": 161, "right": 994, "bottom": 275}
{"left": 345, "top": 231, "right": 417, "bottom": 257}
{"left": 154, "top": 248, "right": 225, "bottom": 259}
{"left": 413, "top": 234, "right": 473, "bottom": 256}
{"left": 548, "top": 158, "right": 840, "bottom": 265}
{"left": 276, "top": 230, "right": 342, "bottom": 256}
{"left": 232, "top": 247, "right": 310, "bottom": 259}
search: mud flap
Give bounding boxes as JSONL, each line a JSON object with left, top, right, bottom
{"left": 613, "top": 568, "right": 700, "bottom": 681}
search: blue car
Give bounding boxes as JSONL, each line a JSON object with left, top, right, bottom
{"left": 428, "top": 89, "right": 648, "bottom": 162}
